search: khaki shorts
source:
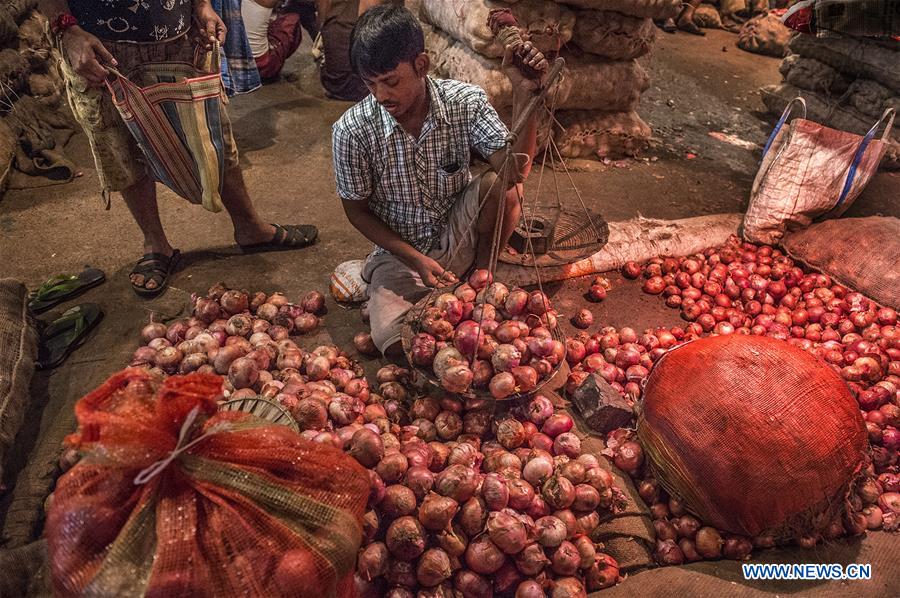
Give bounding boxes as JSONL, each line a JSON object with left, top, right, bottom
{"left": 58, "top": 34, "right": 240, "bottom": 200}
{"left": 363, "top": 175, "right": 485, "bottom": 353}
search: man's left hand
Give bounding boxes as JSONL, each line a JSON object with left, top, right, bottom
{"left": 501, "top": 41, "right": 548, "bottom": 95}
{"left": 193, "top": 1, "right": 227, "bottom": 49}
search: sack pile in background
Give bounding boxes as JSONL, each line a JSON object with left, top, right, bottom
{"left": 412, "top": 0, "right": 682, "bottom": 160}
{"left": 761, "top": 33, "right": 900, "bottom": 169}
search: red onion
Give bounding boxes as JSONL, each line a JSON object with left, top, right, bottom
{"left": 551, "top": 541, "right": 580, "bottom": 576}
{"left": 530, "top": 433, "right": 554, "bottom": 452}
{"left": 386, "top": 516, "right": 426, "bottom": 560}
{"left": 438, "top": 524, "right": 468, "bottom": 557}
{"left": 723, "top": 535, "right": 753, "bottom": 560}
{"left": 672, "top": 515, "right": 701, "bottom": 539}
{"left": 535, "top": 516, "right": 568, "bottom": 547}
{"left": 523, "top": 453, "right": 554, "bottom": 487}
{"left": 375, "top": 486, "right": 415, "bottom": 526}
{"left": 487, "top": 509, "right": 529, "bottom": 554}
{"left": 141, "top": 322, "right": 168, "bottom": 343}
{"left": 482, "top": 473, "right": 509, "bottom": 510}
{"left": 553, "top": 433, "right": 581, "bottom": 458}
{"left": 358, "top": 542, "right": 389, "bottom": 581}
{"left": 508, "top": 478, "right": 536, "bottom": 510}
{"left": 375, "top": 451, "right": 408, "bottom": 484}
{"left": 419, "top": 492, "right": 459, "bottom": 531}
{"left": 435, "top": 465, "right": 478, "bottom": 503}
{"left": 292, "top": 398, "right": 328, "bottom": 431}
{"left": 863, "top": 506, "right": 884, "bottom": 530}
{"left": 550, "top": 577, "right": 587, "bottom": 598}
{"left": 489, "top": 372, "right": 516, "bottom": 400}
{"left": 542, "top": 413, "right": 574, "bottom": 438}
{"left": 695, "top": 527, "right": 724, "bottom": 558}
{"left": 572, "top": 484, "right": 601, "bottom": 512}
{"left": 404, "top": 466, "right": 435, "bottom": 500}
{"left": 459, "top": 496, "right": 488, "bottom": 537}
{"left": 680, "top": 538, "right": 702, "bottom": 562}
{"left": 622, "top": 261, "right": 642, "bottom": 278}
{"left": 585, "top": 553, "right": 619, "bottom": 590}
{"left": 300, "top": 290, "right": 325, "bottom": 315}
{"left": 434, "top": 411, "right": 463, "bottom": 440}
{"left": 131, "top": 346, "right": 157, "bottom": 366}
{"left": 515, "top": 580, "right": 545, "bottom": 598}
{"left": 411, "top": 333, "right": 437, "bottom": 366}
{"left": 497, "top": 418, "right": 527, "bottom": 450}
{"left": 464, "top": 536, "right": 505, "bottom": 575}
{"left": 558, "top": 461, "right": 587, "bottom": 485}
{"left": 416, "top": 548, "right": 453, "bottom": 588}
{"left": 386, "top": 560, "right": 416, "bottom": 589}
{"left": 614, "top": 441, "right": 644, "bottom": 472}
{"left": 454, "top": 570, "right": 491, "bottom": 598}
{"left": 653, "top": 519, "right": 678, "bottom": 542}
{"left": 655, "top": 539, "right": 684, "bottom": 565}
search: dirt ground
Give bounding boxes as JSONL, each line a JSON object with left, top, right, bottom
{"left": 0, "top": 27, "right": 898, "bottom": 596}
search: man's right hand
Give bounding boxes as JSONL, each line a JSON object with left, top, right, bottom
{"left": 412, "top": 253, "right": 458, "bottom": 288}
{"left": 62, "top": 27, "right": 117, "bottom": 88}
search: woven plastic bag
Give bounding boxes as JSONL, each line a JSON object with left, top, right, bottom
{"left": 106, "top": 45, "right": 228, "bottom": 212}
{"left": 637, "top": 335, "right": 867, "bottom": 537}
{"left": 46, "top": 369, "right": 368, "bottom": 598}
{"left": 742, "top": 97, "right": 895, "bottom": 245}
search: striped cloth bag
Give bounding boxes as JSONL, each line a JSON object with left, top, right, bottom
{"left": 106, "top": 45, "right": 227, "bottom": 212}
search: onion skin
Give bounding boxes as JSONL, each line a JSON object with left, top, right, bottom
{"left": 386, "top": 516, "right": 427, "bottom": 560}
{"left": 464, "top": 536, "right": 506, "bottom": 575}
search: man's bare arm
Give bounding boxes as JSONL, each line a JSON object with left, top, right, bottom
{"left": 38, "top": 0, "right": 117, "bottom": 86}
{"left": 342, "top": 200, "right": 456, "bottom": 287}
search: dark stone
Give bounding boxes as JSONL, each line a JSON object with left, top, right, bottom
{"left": 570, "top": 373, "right": 634, "bottom": 434}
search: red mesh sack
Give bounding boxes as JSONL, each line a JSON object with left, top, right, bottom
{"left": 637, "top": 335, "right": 867, "bottom": 537}
{"left": 46, "top": 368, "right": 369, "bottom": 598}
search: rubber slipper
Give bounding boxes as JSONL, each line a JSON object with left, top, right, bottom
{"left": 28, "top": 267, "right": 106, "bottom": 315}
{"left": 37, "top": 303, "right": 104, "bottom": 370}
{"left": 130, "top": 250, "right": 181, "bottom": 298}
{"left": 239, "top": 223, "right": 319, "bottom": 254}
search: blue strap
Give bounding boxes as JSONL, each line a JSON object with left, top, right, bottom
{"left": 761, "top": 97, "right": 806, "bottom": 161}
{"left": 828, "top": 107, "right": 896, "bottom": 216}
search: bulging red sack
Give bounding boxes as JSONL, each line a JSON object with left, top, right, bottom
{"left": 46, "top": 368, "right": 369, "bottom": 597}
{"left": 638, "top": 335, "right": 867, "bottom": 537}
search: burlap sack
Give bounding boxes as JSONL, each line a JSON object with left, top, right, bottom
{"left": 693, "top": 5, "right": 723, "bottom": 29}
{"left": 578, "top": 423, "right": 655, "bottom": 572}
{"left": 554, "top": 110, "right": 652, "bottom": 159}
{"left": 761, "top": 83, "right": 900, "bottom": 169}
{"left": 847, "top": 79, "right": 900, "bottom": 119}
{"left": 782, "top": 217, "right": 900, "bottom": 311}
{"left": 430, "top": 35, "right": 649, "bottom": 111}
{"left": 571, "top": 9, "right": 656, "bottom": 60}
{"left": 0, "top": 541, "right": 49, "bottom": 597}
{"left": 737, "top": 12, "right": 792, "bottom": 57}
{"left": 555, "top": 0, "right": 680, "bottom": 20}
{"left": 0, "top": 118, "right": 15, "bottom": 196}
{"left": 779, "top": 54, "right": 852, "bottom": 94}
{"left": 789, "top": 34, "right": 900, "bottom": 93}
{"left": 421, "top": 0, "right": 574, "bottom": 58}
{"left": 0, "top": 280, "right": 38, "bottom": 483}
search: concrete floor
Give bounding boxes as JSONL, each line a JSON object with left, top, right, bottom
{"left": 0, "top": 28, "right": 898, "bottom": 596}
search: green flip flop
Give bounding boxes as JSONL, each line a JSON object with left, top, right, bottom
{"left": 37, "top": 303, "right": 104, "bottom": 370}
{"left": 28, "top": 267, "right": 106, "bottom": 315}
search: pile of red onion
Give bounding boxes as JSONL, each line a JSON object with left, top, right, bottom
{"left": 353, "top": 387, "right": 623, "bottom": 597}
{"left": 122, "top": 282, "right": 624, "bottom": 595}
{"left": 566, "top": 235, "right": 899, "bottom": 564}
{"left": 409, "top": 270, "right": 565, "bottom": 400}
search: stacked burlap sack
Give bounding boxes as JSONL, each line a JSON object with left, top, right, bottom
{"left": 761, "top": 33, "right": 900, "bottom": 169}
{"left": 0, "top": 1, "right": 76, "bottom": 198}
{"left": 415, "top": 0, "right": 682, "bottom": 160}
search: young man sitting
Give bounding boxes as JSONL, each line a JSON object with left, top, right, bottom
{"left": 332, "top": 5, "right": 547, "bottom": 357}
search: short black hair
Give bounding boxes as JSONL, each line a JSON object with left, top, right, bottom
{"left": 350, "top": 5, "right": 425, "bottom": 78}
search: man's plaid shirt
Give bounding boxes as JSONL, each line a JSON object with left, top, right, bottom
{"left": 332, "top": 77, "right": 508, "bottom": 254}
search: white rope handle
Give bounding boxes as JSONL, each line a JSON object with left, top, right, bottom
{"left": 133, "top": 406, "right": 234, "bottom": 485}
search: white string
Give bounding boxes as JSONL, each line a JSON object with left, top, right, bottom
{"left": 133, "top": 406, "right": 234, "bottom": 485}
